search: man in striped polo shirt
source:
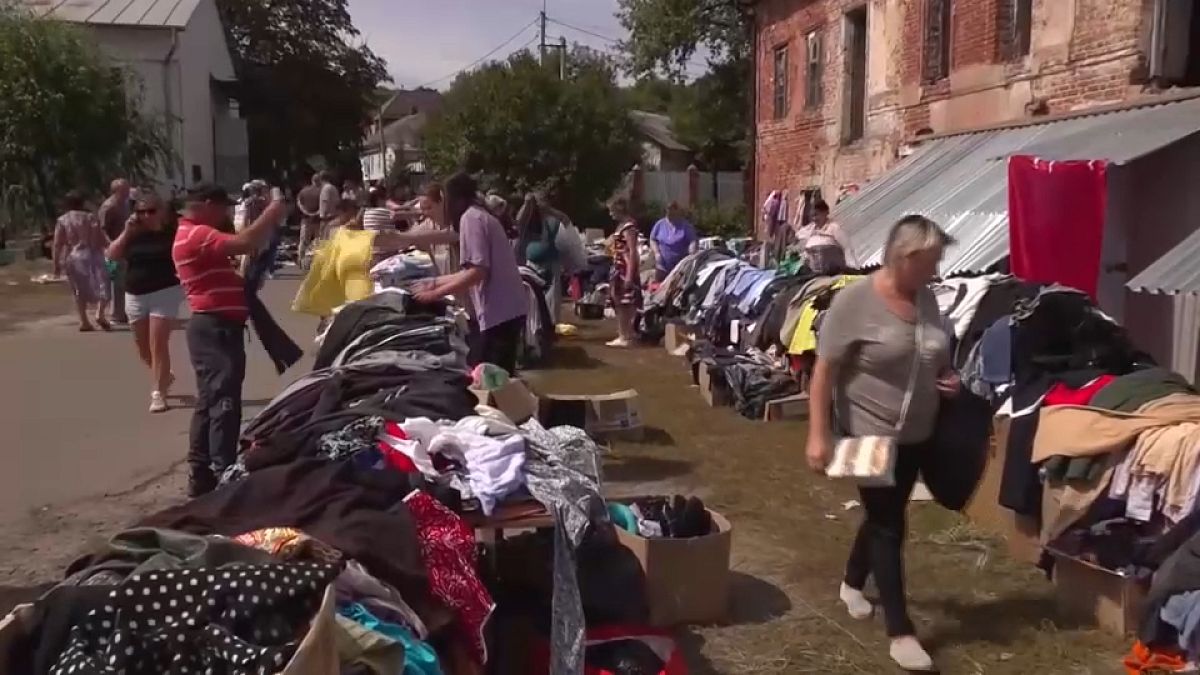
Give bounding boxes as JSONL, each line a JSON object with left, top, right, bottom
{"left": 174, "top": 184, "right": 286, "bottom": 496}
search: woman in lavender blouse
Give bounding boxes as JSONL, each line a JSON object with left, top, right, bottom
{"left": 649, "top": 202, "right": 698, "bottom": 282}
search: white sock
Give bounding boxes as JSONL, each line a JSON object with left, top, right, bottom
{"left": 839, "top": 582, "right": 874, "bottom": 620}
{"left": 890, "top": 636, "right": 934, "bottom": 671}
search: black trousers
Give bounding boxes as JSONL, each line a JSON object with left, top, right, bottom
{"left": 186, "top": 313, "right": 246, "bottom": 479}
{"left": 469, "top": 315, "right": 525, "bottom": 374}
{"left": 844, "top": 439, "right": 927, "bottom": 637}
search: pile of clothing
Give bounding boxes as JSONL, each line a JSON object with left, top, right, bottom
{"left": 609, "top": 496, "right": 714, "bottom": 539}
{"left": 689, "top": 343, "right": 799, "bottom": 420}
{"left": 293, "top": 228, "right": 554, "bottom": 370}
{"left": 3, "top": 290, "right": 627, "bottom": 675}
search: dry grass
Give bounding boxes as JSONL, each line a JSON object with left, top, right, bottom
{"left": 529, "top": 321, "right": 1128, "bottom": 675}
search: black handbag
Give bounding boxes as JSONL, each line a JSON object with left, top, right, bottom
{"left": 919, "top": 388, "right": 993, "bottom": 511}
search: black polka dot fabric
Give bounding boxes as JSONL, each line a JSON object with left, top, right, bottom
{"left": 51, "top": 562, "right": 342, "bottom": 675}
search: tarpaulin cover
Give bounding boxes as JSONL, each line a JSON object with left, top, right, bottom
{"left": 1007, "top": 155, "right": 1108, "bottom": 298}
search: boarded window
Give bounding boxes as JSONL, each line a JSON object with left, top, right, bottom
{"left": 923, "top": 0, "right": 951, "bottom": 82}
{"left": 998, "top": 0, "right": 1033, "bottom": 60}
{"left": 773, "top": 43, "right": 789, "bottom": 119}
{"left": 843, "top": 8, "right": 868, "bottom": 143}
{"left": 805, "top": 30, "right": 824, "bottom": 109}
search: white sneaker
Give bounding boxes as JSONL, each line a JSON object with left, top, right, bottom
{"left": 149, "top": 391, "right": 168, "bottom": 413}
{"left": 839, "top": 583, "right": 874, "bottom": 620}
{"left": 889, "top": 636, "right": 935, "bottom": 671}
{"left": 605, "top": 337, "right": 631, "bottom": 348}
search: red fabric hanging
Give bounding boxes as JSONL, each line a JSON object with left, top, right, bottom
{"left": 1007, "top": 155, "right": 1108, "bottom": 298}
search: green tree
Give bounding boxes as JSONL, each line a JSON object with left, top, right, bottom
{"left": 0, "top": 3, "right": 171, "bottom": 224}
{"left": 425, "top": 49, "right": 640, "bottom": 225}
{"left": 216, "top": 0, "right": 389, "bottom": 181}
{"left": 617, "top": 0, "right": 753, "bottom": 170}
{"left": 617, "top": 0, "right": 751, "bottom": 80}
{"left": 668, "top": 61, "right": 749, "bottom": 171}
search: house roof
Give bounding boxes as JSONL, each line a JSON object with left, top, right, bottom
{"left": 364, "top": 111, "right": 429, "bottom": 152}
{"left": 21, "top": 0, "right": 202, "bottom": 28}
{"left": 375, "top": 88, "right": 443, "bottom": 122}
{"left": 835, "top": 95, "right": 1200, "bottom": 275}
{"left": 630, "top": 110, "right": 689, "bottom": 152}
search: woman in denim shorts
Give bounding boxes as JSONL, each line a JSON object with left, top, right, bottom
{"left": 106, "top": 192, "right": 184, "bottom": 413}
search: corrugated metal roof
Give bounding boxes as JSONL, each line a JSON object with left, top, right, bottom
{"left": 1128, "top": 226, "right": 1200, "bottom": 294}
{"left": 837, "top": 96, "right": 1200, "bottom": 274}
{"left": 22, "top": 0, "right": 201, "bottom": 28}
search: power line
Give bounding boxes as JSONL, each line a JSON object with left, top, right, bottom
{"left": 546, "top": 17, "right": 619, "bottom": 44}
{"left": 546, "top": 16, "right": 710, "bottom": 71}
{"left": 416, "top": 17, "right": 539, "bottom": 88}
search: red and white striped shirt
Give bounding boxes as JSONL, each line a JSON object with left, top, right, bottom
{"left": 172, "top": 218, "right": 248, "bottom": 322}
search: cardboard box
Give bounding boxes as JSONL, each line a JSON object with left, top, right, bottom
{"left": 1049, "top": 549, "right": 1147, "bottom": 635}
{"left": 615, "top": 509, "right": 733, "bottom": 627}
{"left": 539, "top": 389, "right": 644, "bottom": 441}
{"left": 962, "top": 415, "right": 1042, "bottom": 564}
{"left": 473, "top": 379, "right": 539, "bottom": 423}
{"left": 698, "top": 362, "right": 731, "bottom": 407}
{"left": 663, "top": 322, "right": 692, "bottom": 356}
{"left": 763, "top": 393, "right": 809, "bottom": 422}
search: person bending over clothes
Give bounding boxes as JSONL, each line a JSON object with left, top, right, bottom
{"left": 650, "top": 201, "right": 698, "bottom": 282}
{"left": 412, "top": 172, "right": 527, "bottom": 373}
{"left": 804, "top": 214, "right": 959, "bottom": 672}
{"left": 173, "top": 184, "right": 287, "bottom": 497}
{"left": 106, "top": 191, "right": 183, "bottom": 413}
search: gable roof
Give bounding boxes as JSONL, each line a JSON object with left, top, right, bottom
{"left": 21, "top": 0, "right": 202, "bottom": 28}
{"left": 630, "top": 110, "right": 690, "bottom": 152}
{"left": 376, "top": 88, "right": 443, "bottom": 122}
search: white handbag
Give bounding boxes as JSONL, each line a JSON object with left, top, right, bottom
{"left": 825, "top": 313, "right": 923, "bottom": 487}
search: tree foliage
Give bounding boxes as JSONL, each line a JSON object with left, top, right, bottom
{"left": 216, "top": 0, "right": 389, "bottom": 181}
{"left": 425, "top": 49, "right": 640, "bottom": 225}
{"left": 618, "top": 0, "right": 753, "bottom": 171}
{"left": 617, "top": 0, "right": 751, "bottom": 80}
{"left": 667, "top": 61, "right": 749, "bottom": 171}
{"left": 0, "top": 3, "right": 171, "bottom": 222}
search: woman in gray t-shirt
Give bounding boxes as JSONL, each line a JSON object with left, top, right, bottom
{"left": 805, "top": 215, "right": 958, "bottom": 672}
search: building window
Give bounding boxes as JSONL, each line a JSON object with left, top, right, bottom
{"left": 772, "top": 43, "right": 789, "bottom": 119}
{"left": 805, "top": 30, "right": 823, "bottom": 109}
{"left": 843, "top": 8, "right": 868, "bottom": 143}
{"left": 998, "top": 0, "right": 1032, "bottom": 60}
{"left": 923, "top": 0, "right": 952, "bottom": 82}
{"left": 1149, "top": 0, "right": 1200, "bottom": 86}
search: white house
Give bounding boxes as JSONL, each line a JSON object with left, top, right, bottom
{"left": 23, "top": 0, "right": 248, "bottom": 191}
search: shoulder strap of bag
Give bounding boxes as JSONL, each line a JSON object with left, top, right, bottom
{"left": 895, "top": 300, "right": 924, "bottom": 433}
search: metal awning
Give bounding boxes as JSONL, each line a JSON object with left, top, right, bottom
{"left": 1128, "top": 226, "right": 1200, "bottom": 294}
{"left": 837, "top": 96, "right": 1200, "bottom": 274}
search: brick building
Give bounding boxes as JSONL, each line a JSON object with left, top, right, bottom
{"left": 754, "top": 0, "right": 1200, "bottom": 208}
{"left": 754, "top": 0, "right": 1200, "bottom": 380}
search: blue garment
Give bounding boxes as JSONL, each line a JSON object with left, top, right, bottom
{"left": 701, "top": 262, "right": 745, "bottom": 309}
{"left": 734, "top": 270, "right": 777, "bottom": 316}
{"left": 340, "top": 603, "right": 443, "bottom": 675}
{"left": 979, "top": 315, "right": 1014, "bottom": 385}
{"left": 1162, "top": 591, "right": 1200, "bottom": 657}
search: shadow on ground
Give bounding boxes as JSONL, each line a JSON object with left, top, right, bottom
{"left": 679, "top": 573, "right": 793, "bottom": 674}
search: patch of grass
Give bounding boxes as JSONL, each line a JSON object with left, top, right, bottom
{"left": 529, "top": 323, "right": 1128, "bottom": 674}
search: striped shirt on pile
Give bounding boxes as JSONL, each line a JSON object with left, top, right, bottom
{"left": 173, "top": 218, "right": 248, "bottom": 322}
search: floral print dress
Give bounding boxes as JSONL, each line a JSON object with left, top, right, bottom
{"left": 55, "top": 210, "right": 110, "bottom": 304}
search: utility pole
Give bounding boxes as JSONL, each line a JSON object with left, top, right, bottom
{"left": 559, "top": 36, "right": 567, "bottom": 80}
{"left": 539, "top": 8, "right": 547, "bottom": 65}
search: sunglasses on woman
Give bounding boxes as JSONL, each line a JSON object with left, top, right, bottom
{"left": 135, "top": 208, "right": 158, "bottom": 215}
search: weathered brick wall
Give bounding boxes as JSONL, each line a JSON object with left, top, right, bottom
{"left": 755, "top": 0, "right": 1154, "bottom": 211}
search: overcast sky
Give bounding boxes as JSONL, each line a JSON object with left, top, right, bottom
{"left": 346, "top": 0, "right": 641, "bottom": 89}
